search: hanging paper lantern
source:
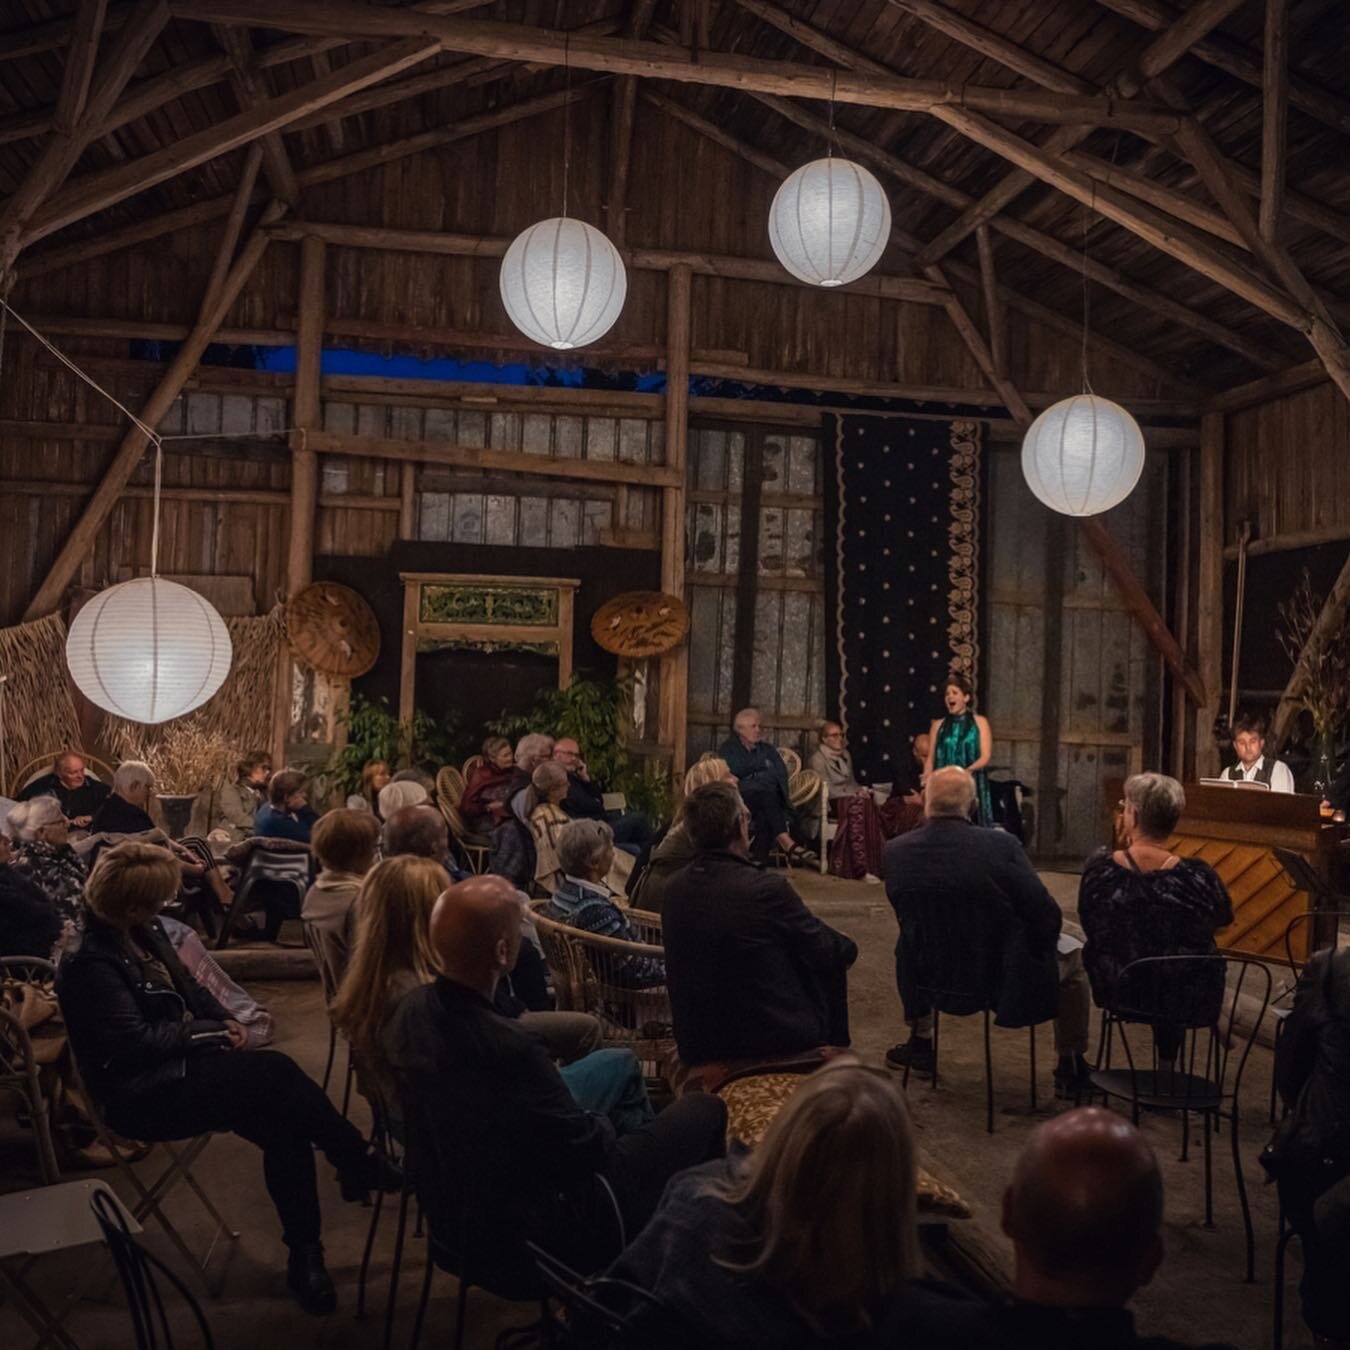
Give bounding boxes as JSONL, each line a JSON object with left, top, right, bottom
{"left": 66, "top": 577, "right": 233, "bottom": 724}
{"left": 1020, "top": 393, "right": 1146, "bottom": 517}
{"left": 768, "top": 157, "right": 892, "bottom": 287}
{"left": 499, "top": 217, "right": 627, "bottom": 350}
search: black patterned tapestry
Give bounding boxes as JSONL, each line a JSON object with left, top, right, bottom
{"left": 823, "top": 414, "right": 985, "bottom": 782}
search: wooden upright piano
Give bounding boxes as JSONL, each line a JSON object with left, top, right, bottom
{"left": 1168, "top": 785, "right": 1340, "bottom": 963}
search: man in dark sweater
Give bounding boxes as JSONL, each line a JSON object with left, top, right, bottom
{"left": 382, "top": 875, "right": 725, "bottom": 1287}
{"left": 554, "top": 737, "right": 652, "bottom": 856}
{"left": 892, "top": 1108, "right": 1236, "bottom": 1350}
{"left": 662, "top": 781, "right": 857, "bottom": 1067}
{"left": 18, "top": 751, "right": 109, "bottom": 827}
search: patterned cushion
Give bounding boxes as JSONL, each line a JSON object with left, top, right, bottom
{"left": 715, "top": 1070, "right": 971, "bottom": 1219}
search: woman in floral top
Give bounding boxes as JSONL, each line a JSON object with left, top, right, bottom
{"left": 7, "top": 796, "right": 89, "bottom": 959}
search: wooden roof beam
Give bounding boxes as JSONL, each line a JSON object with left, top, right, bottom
{"left": 54, "top": 0, "right": 109, "bottom": 133}
{"left": 1259, "top": 0, "right": 1288, "bottom": 245}
{"left": 1092, "top": 0, "right": 1350, "bottom": 140}
{"left": 24, "top": 37, "right": 439, "bottom": 245}
{"left": 0, "top": 0, "right": 166, "bottom": 282}
{"left": 976, "top": 226, "right": 1006, "bottom": 384}
{"left": 742, "top": 89, "right": 1280, "bottom": 373}
{"left": 212, "top": 24, "right": 302, "bottom": 206}
{"left": 606, "top": 0, "right": 658, "bottom": 248}
{"left": 169, "top": 0, "right": 1185, "bottom": 133}
{"left": 0, "top": 1, "right": 132, "bottom": 63}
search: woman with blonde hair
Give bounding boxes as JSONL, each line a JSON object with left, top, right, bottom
{"left": 611, "top": 1058, "right": 921, "bottom": 1344}
{"left": 629, "top": 756, "right": 736, "bottom": 913}
{"left": 330, "top": 854, "right": 450, "bottom": 1070}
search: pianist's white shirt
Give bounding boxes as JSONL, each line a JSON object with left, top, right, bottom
{"left": 1231, "top": 756, "right": 1295, "bottom": 794}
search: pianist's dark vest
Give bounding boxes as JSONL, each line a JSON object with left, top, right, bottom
{"left": 1226, "top": 757, "right": 1276, "bottom": 786}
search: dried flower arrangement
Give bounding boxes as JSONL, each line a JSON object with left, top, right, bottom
{"left": 1276, "top": 569, "right": 1350, "bottom": 740}
{"left": 114, "top": 720, "right": 234, "bottom": 796}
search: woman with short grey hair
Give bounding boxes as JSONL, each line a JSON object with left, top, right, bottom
{"left": 7, "top": 795, "right": 87, "bottom": 956}
{"left": 1078, "top": 770, "right": 1233, "bottom": 1055}
{"left": 547, "top": 819, "right": 664, "bottom": 988}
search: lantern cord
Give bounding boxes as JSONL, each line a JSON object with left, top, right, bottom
{"left": 1080, "top": 184, "right": 1094, "bottom": 397}
{"left": 827, "top": 70, "right": 838, "bottom": 157}
{"left": 561, "top": 33, "right": 572, "bottom": 219}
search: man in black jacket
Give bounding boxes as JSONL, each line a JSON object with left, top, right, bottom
{"left": 883, "top": 767, "right": 1090, "bottom": 1094}
{"left": 662, "top": 781, "right": 857, "bottom": 1067}
{"left": 56, "top": 842, "right": 386, "bottom": 1315}
{"left": 383, "top": 875, "right": 726, "bottom": 1287}
{"left": 17, "top": 750, "right": 109, "bottom": 827}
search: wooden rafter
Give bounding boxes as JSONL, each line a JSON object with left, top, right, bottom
{"left": 1092, "top": 0, "right": 1350, "bottom": 140}
{"left": 23, "top": 200, "right": 289, "bottom": 620}
{"left": 212, "top": 24, "right": 301, "bottom": 206}
{"left": 606, "top": 0, "right": 658, "bottom": 249}
{"left": 976, "top": 226, "right": 1006, "bottom": 383}
{"left": 54, "top": 0, "right": 109, "bottom": 133}
{"left": 0, "top": 0, "right": 166, "bottom": 281}
{"left": 200, "top": 141, "right": 263, "bottom": 315}
{"left": 170, "top": 0, "right": 1185, "bottom": 133}
{"left": 1259, "top": 0, "right": 1288, "bottom": 246}
{"left": 24, "top": 38, "right": 439, "bottom": 246}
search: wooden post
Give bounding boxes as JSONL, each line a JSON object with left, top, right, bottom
{"left": 659, "top": 263, "right": 692, "bottom": 776}
{"left": 1196, "top": 412, "right": 1225, "bottom": 776}
{"left": 276, "top": 231, "right": 324, "bottom": 764}
{"left": 398, "top": 462, "right": 417, "bottom": 538}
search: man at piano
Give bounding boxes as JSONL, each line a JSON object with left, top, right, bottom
{"left": 1226, "top": 712, "right": 1295, "bottom": 793}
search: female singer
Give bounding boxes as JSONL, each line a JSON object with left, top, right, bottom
{"left": 924, "top": 671, "right": 993, "bottom": 827}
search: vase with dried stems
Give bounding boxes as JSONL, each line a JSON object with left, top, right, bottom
{"left": 1276, "top": 570, "right": 1350, "bottom": 796}
{"left": 114, "top": 721, "right": 234, "bottom": 838}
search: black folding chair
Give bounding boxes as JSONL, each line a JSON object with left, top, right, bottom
{"left": 92, "top": 1188, "right": 214, "bottom": 1350}
{"left": 214, "top": 847, "right": 310, "bottom": 949}
{"left": 1088, "top": 953, "right": 1271, "bottom": 1281}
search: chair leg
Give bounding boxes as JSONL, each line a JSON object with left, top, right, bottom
{"left": 1269, "top": 1017, "right": 1285, "bottom": 1126}
{"left": 450, "top": 1278, "right": 470, "bottom": 1350}
{"left": 983, "top": 1009, "right": 994, "bottom": 1135}
{"left": 341, "top": 1040, "right": 355, "bottom": 1121}
{"left": 357, "top": 1175, "right": 387, "bottom": 1320}
{"left": 1273, "top": 1219, "right": 1292, "bottom": 1350}
{"left": 408, "top": 1255, "right": 436, "bottom": 1350}
{"left": 321, "top": 1021, "right": 337, "bottom": 1095}
{"left": 1230, "top": 1106, "right": 1255, "bottom": 1283}
{"left": 1028, "top": 1024, "right": 1037, "bottom": 1113}
{"left": 382, "top": 1185, "right": 412, "bottom": 1350}
{"left": 1202, "top": 1108, "right": 1214, "bottom": 1229}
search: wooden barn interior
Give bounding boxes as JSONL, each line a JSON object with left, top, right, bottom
{"left": 1, "top": 1, "right": 1349, "bottom": 1347}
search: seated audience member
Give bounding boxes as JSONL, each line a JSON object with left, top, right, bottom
{"left": 629, "top": 756, "right": 735, "bottom": 913}
{"left": 461, "top": 737, "right": 515, "bottom": 832}
{"left": 302, "top": 809, "right": 382, "bottom": 996}
{"left": 382, "top": 877, "right": 727, "bottom": 1284}
{"left": 719, "top": 707, "right": 815, "bottom": 867}
{"left": 662, "top": 782, "right": 856, "bottom": 1068}
{"left": 56, "top": 842, "right": 389, "bottom": 1315}
{"left": 1225, "top": 711, "right": 1295, "bottom": 792}
{"left": 489, "top": 735, "right": 555, "bottom": 889}
{"left": 892, "top": 730, "right": 931, "bottom": 801}
{"left": 18, "top": 750, "right": 110, "bottom": 828}
{"left": 378, "top": 779, "right": 428, "bottom": 819}
{"left": 612, "top": 1058, "right": 922, "bottom": 1346}
{"left": 331, "top": 855, "right": 452, "bottom": 1095}
{"left": 883, "top": 767, "right": 1090, "bottom": 1096}
{"left": 89, "top": 760, "right": 158, "bottom": 835}
{"left": 1267, "top": 944, "right": 1350, "bottom": 1349}
{"left": 505, "top": 733, "right": 555, "bottom": 808}
{"left": 554, "top": 736, "right": 653, "bottom": 855}
{"left": 0, "top": 826, "right": 62, "bottom": 958}
{"left": 254, "top": 770, "right": 318, "bottom": 844}
{"left": 895, "top": 1108, "right": 1235, "bottom": 1350}
{"left": 527, "top": 760, "right": 575, "bottom": 893}
{"left": 7, "top": 797, "right": 87, "bottom": 957}
{"left": 352, "top": 759, "right": 392, "bottom": 817}
{"left": 1078, "top": 773, "right": 1232, "bottom": 1059}
{"left": 546, "top": 820, "right": 664, "bottom": 988}
{"left": 210, "top": 750, "right": 272, "bottom": 840}
{"left": 808, "top": 720, "right": 889, "bottom": 881}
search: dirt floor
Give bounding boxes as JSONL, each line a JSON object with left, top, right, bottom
{"left": 0, "top": 869, "right": 1299, "bottom": 1349}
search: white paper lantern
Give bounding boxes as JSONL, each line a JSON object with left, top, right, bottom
{"left": 499, "top": 217, "right": 627, "bottom": 350}
{"left": 66, "top": 577, "right": 233, "bottom": 724}
{"left": 1020, "top": 393, "right": 1146, "bottom": 517}
{"left": 768, "top": 157, "right": 892, "bottom": 287}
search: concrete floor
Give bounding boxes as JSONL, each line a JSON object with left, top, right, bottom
{"left": 1, "top": 870, "right": 1300, "bottom": 1349}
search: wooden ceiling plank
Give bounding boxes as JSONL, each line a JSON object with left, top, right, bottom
{"left": 0, "top": 0, "right": 167, "bottom": 281}
{"left": 168, "top": 0, "right": 1185, "bottom": 132}
{"left": 26, "top": 36, "right": 440, "bottom": 244}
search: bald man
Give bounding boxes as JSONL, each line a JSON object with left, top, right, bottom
{"left": 882, "top": 767, "right": 1090, "bottom": 1096}
{"left": 894, "top": 1109, "right": 1235, "bottom": 1349}
{"left": 382, "top": 876, "right": 726, "bottom": 1282}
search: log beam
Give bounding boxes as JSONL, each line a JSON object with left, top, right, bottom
{"left": 1206, "top": 356, "right": 1327, "bottom": 414}
{"left": 288, "top": 234, "right": 324, "bottom": 595}
{"left": 171, "top": 0, "right": 1185, "bottom": 132}
{"left": 23, "top": 200, "right": 288, "bottom": 620}
{"left": 660, "top": 262, "right": 692, "bottom": 774}
{"left": 212, "top": 24, "right": 302, "bottom": 206}
{"left": 26, "top": 36, "right": 439, "bottom": 245}
{"left": 55, "top": 0, "right": 109, "bottom": 133}
{"left": 606, "top": 0, "right": 657, "bottom": 248}
{"left": 200, "top": 141, "right": 263, "bottom": 315}
{"left": 1259, "top": 0, "right": 1288, "bottom": 245}
{"left": 976, "top": 226, "right": 1006, "bottom": 383}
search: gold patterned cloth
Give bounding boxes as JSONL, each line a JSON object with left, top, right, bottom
{"left": 715, "top": 1071, "right": 971, "bottom": 1219}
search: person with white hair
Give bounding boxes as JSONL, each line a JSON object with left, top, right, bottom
{"left": 7, "top": 796, "right": 87, "bottom": 957}
{"left": 89, "top": 760, "right": 157, "bottom": 835}
{"left": 16, "top": 749, "right": 109, "bottom": 827}
{"left": 377, "top": 778, "right": 429, "bottom": 819}
{"left": 718, "top": 708, "right": 815, "bottom": 867}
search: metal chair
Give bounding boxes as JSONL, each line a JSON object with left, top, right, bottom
{"left": 300, "top": 919, "right": 356, "bottom": 1117}
{"left": 0, "top": 1179, "right": 140, "bottom": 1350}
{"left": 1088, "top": 953, "right": 1272, "bottom": 1281}
{"left": 214, "top": 846, "right": 310, "bottom": 949}
{"left": 92, "top": 1187, "right": 214, "bottom": 1349}
{"left": 0, "top": 955, "right": 63, "bottom": 1184}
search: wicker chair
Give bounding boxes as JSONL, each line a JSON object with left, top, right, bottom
{"left": 9, "top": 750, "right": 115, "bottom": 800}
{"left": 776, "top": 745, "right": 802, "bottom": 778}
{"left": 0, "top": 958, "right": 62, "bottom": 1184}
{"left": 529, "top": 901, "right": 674, "bottom": 1073}
{"left": 461, "top": 754, "right": 484, "bottom": 779}
{"left": 435, "top": 765, "right": 490, "bottom": 874}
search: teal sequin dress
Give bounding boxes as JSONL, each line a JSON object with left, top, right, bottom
{"left": 934, "top": 712, "right": 993, "bottom": 827}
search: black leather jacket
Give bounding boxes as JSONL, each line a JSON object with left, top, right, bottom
{"left": 55, "top": 914, "right": 232, "bottom": 1115}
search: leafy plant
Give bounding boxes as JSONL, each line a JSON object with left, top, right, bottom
{"left": 324, "top": 694, "right": 466, "bottom": 800}
{"left": 489, "top": 675, "right": 674, "bottom": 825}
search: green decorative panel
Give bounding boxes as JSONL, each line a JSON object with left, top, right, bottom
{"left": 419, "top": 583, "right": 558, "bottom": 627}
{"left": 416, "top": 636, "right": 559, "bottom": 658}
